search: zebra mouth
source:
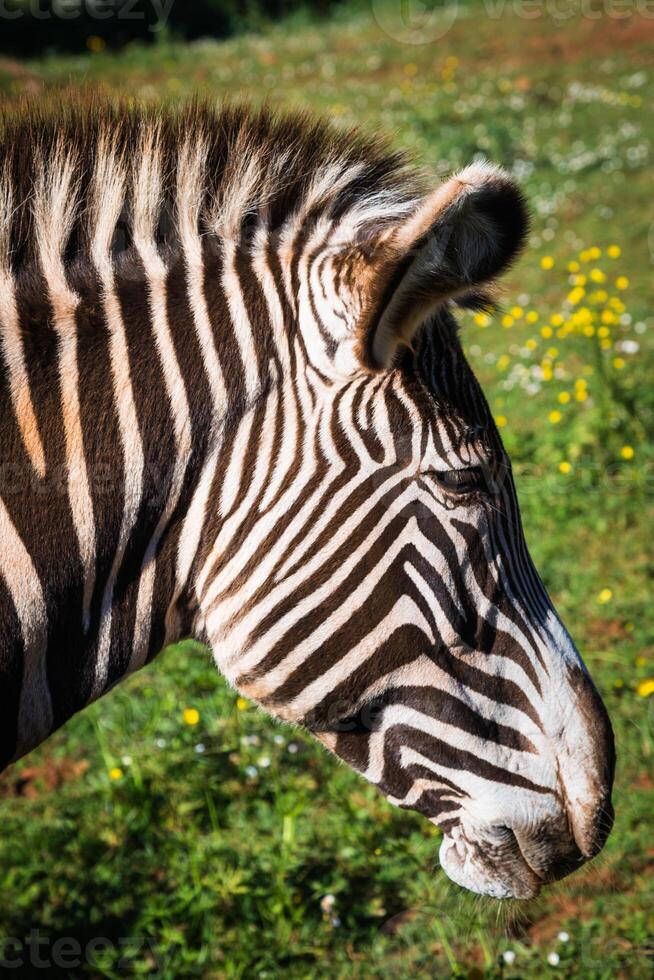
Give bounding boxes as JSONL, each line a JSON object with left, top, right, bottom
{"left": 438, "top": 826, "right": 545, "bottom": 900}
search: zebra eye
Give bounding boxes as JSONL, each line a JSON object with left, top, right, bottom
{"left": 429, "top": 466, "right": 488, "bottom": 495}
{"left": 335, "top": 713, "right": 373, "bottom": 735}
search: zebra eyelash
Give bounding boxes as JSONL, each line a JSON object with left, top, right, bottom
{"left": 304, "top": 698, "right": 387, "bottom": 734}
{"left": 425, "top": 466, "right": 489, "bottom": 496}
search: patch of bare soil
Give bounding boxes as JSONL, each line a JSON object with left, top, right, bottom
{"left": 0, "top": 757, "right": 89, "bottom": 799}
{"left": 463, "top": 11, "right": 654, "bottom": 71}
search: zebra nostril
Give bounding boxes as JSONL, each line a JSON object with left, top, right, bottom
{"left": 509, "top": 792, "right": 614, "bottom": 885}
{"left": 569, "top": 795, "right": 615, "bottom": 859}
{"left": 510, "top": 827, "right": 583, "bottom": 884}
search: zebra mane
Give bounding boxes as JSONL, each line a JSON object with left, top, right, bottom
{"left": 0, "top": 97, "right": 423, "bottom": 295}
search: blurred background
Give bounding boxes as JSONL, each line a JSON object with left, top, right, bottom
{"left": 0, "top": 1, "right": 652, "bottom": 977}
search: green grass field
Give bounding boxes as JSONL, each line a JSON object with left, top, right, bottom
{"left": 0, "top": 3, "right": 652, "bottom": 977}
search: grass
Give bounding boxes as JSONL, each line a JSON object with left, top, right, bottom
{"left": 0, "top": 3, "right": 653, "bottom": 977}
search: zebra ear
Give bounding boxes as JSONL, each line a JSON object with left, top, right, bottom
{"left": 356, "top": 163, "right": 529, "bottom": 370}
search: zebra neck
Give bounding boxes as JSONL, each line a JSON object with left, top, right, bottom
{"left": 0, "top": 251, "right": 244, "bottom": 765}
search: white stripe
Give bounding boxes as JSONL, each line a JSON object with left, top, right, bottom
{"left": 33, "top": 149, "right": 96, "bottom": 631}
{"left": 0, "top": 275, "right": 46, "bottom": 477}
{"left": 221, "top": 237, "right": 260, "bottom": 398}
{"left": 92, "top": 278, "right": 145, "bottom": 693}
{"left": 0, "top": 498, "right": 52, "bottom": 755}
{"left": 129, "top": 136, "right": 192, "bottom": 670}
{"left": 88, "top": 140, "right": 148, "bottom": 694}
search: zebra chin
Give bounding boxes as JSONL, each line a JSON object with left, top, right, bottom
{"left": 435, "top": 793, "right": 615, "bottom": 901}
{"left": 438, "top": 826, "right": 545, "bottom": 900}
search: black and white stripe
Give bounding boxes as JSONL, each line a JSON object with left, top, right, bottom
{"left": 0, "top": 100, "right": 614, "bottom": 899}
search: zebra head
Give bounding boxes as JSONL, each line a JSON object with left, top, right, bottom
{"left": 0, "top": 105, "right": 613, "bottom": 902}
{"left": 201, "top": 160, "right": 615, "bottom": 900}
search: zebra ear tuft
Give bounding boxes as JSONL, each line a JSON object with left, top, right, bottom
{"left": 355, "top": 162, "right": 529, "bottom": 370}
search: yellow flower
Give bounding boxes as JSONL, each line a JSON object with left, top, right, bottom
{"left": 540, "top": 326, "right": 553, "bottom": 339}
{"left": 609, "top": 297, "right": 625, "bottom": 313}
{"left": 598, "top": 326, "right": 611, "bottom": 339}
{"left": 510, "top": 306, "right": 523, "bottom": 319}
{"left": 590, "top": 268, "right": 606, "bottom": 283}
{"left": 574, "top": 378, "right": 587, "bottom": 389}
{"left": 600, "top": 339, "right": 612, "bottom": 350}
{"left": 526, "top": 310, "right": 539, "bottom": 324}
{"left": 109, "top": 767, "right": 123, "bottom": 781}
{"left": 236, "top": 697, "right": 249, "bottom": 711}
{"left": 615, "top": 276, "right": 629, "bottom": 290}
{"left": 567, "top": 260, "right": 580, "bottom": 273}
{"left": 558, "top": 391, "right": 571, "bottom": 404}
{"left": 501, "top": 314, "right": 514, "bottom": 328}
{"left": 567, "top": 287, "right": 585, "bottom": 306}
{"left": 541, "top": 365, "right": 553, "bottom": 381}
{"left": 579, "top": 249, "right": 591, "bottom": 263}
{"left": 550, "top": 313, "right": 564, "bottom": 327}
{"left": 575, "top": 389, "right": 588, "bottom": 401}
{"left": 572, "top": 274, "right": 587, "bottom": 287}
{"left": 183, "top": 707, "right": 200, "bottom": 726}
{"left": 497, "top": 354, "right": 510, "bottom": 370}
{"left": 607, "top": 245, "right": 621, "bottom": 259}
{"left": 601, "top": 310, "right": 616, "bottom": 325}
{"left": 559, "top": 461, "right": 572, "bottom": 474}
{"left": 540, "top": 256, "right": 554, "bottom": 270}
{"left": 547, "top": 347, "right": 559, "bottom": 359}
{"left": 597, "top": 588, "right": 613, "bottom": 604}
{"left": 635, "top": 656, "right": 647, "bottom": 667}
{"left": 637, "top": 679, "right": 654, "bottom": 698}
{"left": 583, "top": 325, "right": 596, "bottom": 337}
{"left": 620, "top": 445, "right": 634, "bottom": 460}
{"left": 474, "top": 312, "right": 490, "bottom": 327}
{"left": 548, "top": 410, "right": 562, "bottom": 424}
{"left": 612, "top": 357, "right": 625, "bottom": 370}
{"left": 495, "top": 415, "right": 508, "bottom": 428}
{"left": 526, "top": 338, "right": 538, "bottom": 350}
{"left": 589, "top": 246, "right": 601, "bottom": 260}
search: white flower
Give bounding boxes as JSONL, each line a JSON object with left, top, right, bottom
{"left": 258, "top": 756, "right": 271, "bottom": 768}
{"left": 195, "top": 743, "right": 206, "bottom": 754}
{"left": 121, "top": 755, "right": 132, "bottom": 766}
{"left": 155, "top": 738, "right": 166, "bottom": 749}
{"left": 547, "top": 952, "right": 560, "bottom": 966}
{"left": 557, "top": 931, "right": 570, "bottom": 943}
{"left": 320, "top": 894, "right": 336, "bottom": 913}
{"left": 615, "top": 339, "right": 638, "bottom": 354}
{"left": 273, "top": 734, "right": 285, "bottom": 745}
{"left": 288, "top": 743, "right": 299, "bottom": 754}
{"left": 502, "top": 950, "right": 516, "bottom": 964}
{"left": 245, "top": 765, "right": 258, "bottom": 779}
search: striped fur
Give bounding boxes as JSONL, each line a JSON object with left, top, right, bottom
{"left": 0, "top": 100, "right": 614, "bottom": 900}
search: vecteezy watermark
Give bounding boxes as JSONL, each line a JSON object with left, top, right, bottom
{"left": 0, "top": 0, "right": 175, "bottom": 32}
{"left": 0, "top": 931, "right": 169, "bottom": 972}
{"left": 371, "top": 0, "right": 460, "bottom": 44}
{"left": 481, "top": 0, "right": 654, "bottom": 19}
{"left": 370, "top": 0, "right": 654, "bottom": 43}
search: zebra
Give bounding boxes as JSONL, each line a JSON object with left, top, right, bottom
{"left": 0, "top": 99, "right": 614, "bottom": 900}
